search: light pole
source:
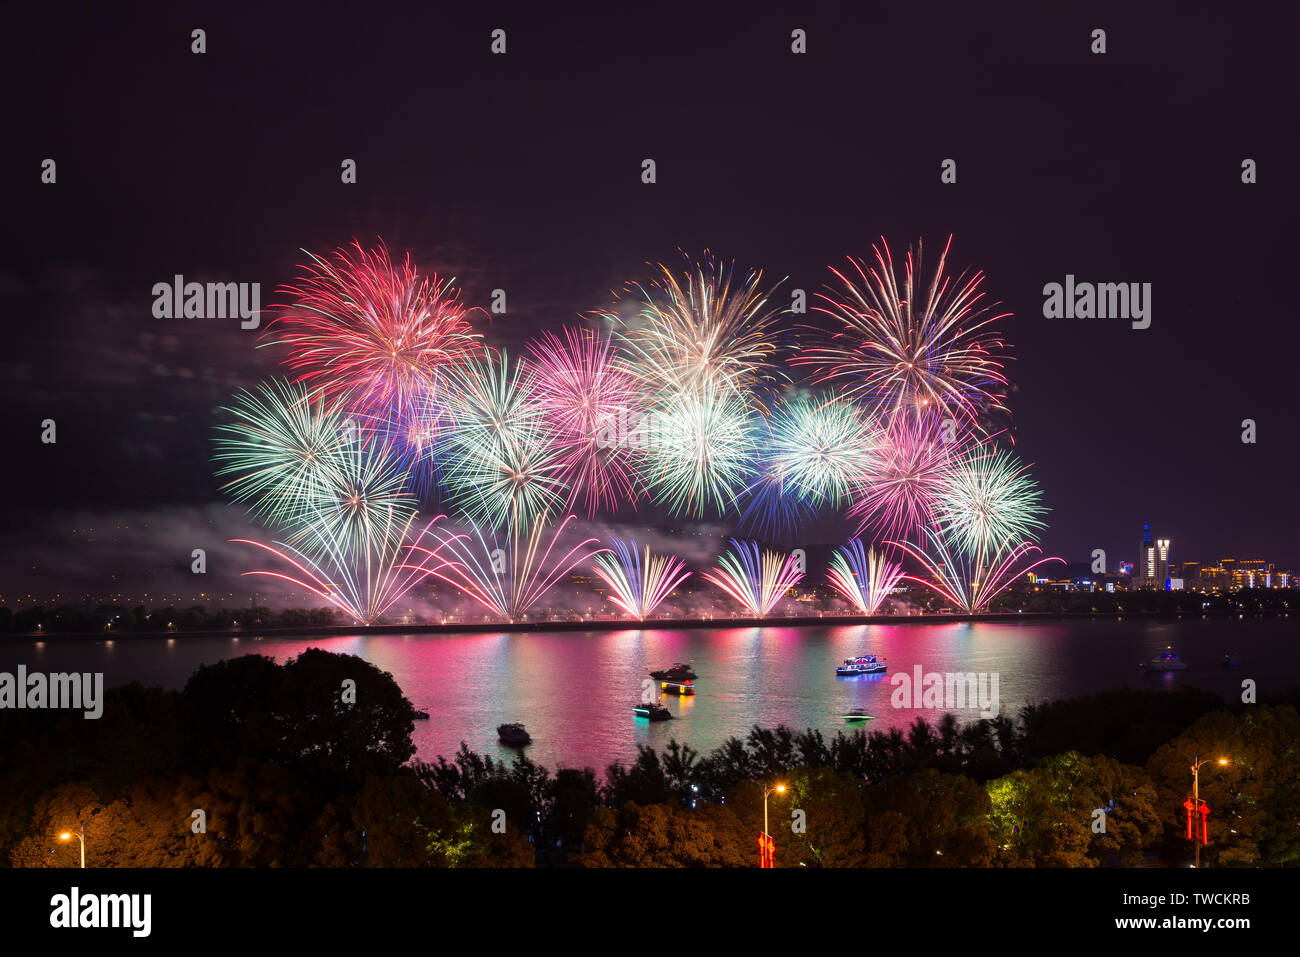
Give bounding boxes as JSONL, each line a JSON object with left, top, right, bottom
{"left": 760, "top": 782, "right": 785, "bottom": 868}
{"left": 1189, "top": 756, "right": 1228, "bottom": 868}
{"left": 59, "top": 829, "right": 85, "bottom": 868}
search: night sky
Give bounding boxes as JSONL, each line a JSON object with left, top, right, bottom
{"left": 2, "top": 1, "right": 1296, "bottom": 602}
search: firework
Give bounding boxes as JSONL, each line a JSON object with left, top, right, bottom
{"left": 798, "top": 236, "right": 1010, "bottom": 426}
{"left": 741, "top": 391, "right": 881, "bottom": 536}
{"left": 233, "top": 514, "right": 462, "bottom": 625}
{"left": 428, "top": 514, "right": 606, "bottom": 621}
{"left": 849, "top": 415, "right": 957, "bottom": 544}
{"left": 436, "top": 349, "right": 568, "bottom": 530}
{"left": 527, "top": 327, "right": 642, "bottom": 515}
{"left": 591, "top": 538, "right": 692, "bottom": 620}
{"left": 213, "top": 379, "right": 416, "bottom": 555}
{"left": 701, "top": 539, "right": 805, "bottom": 617}
{"left": 603, "top": 253, "right": 785, "bottom": 401}
{"left": 890, "top": 528, "right": 1061, "bottom": 613}
{"left": 639, "top": 381, "right": 757, "bottom": 517}
{"left": 288, "top": 431, "right": 419, "bottom": 558}
{"left": 212, "top": 378, "right": 345, "bottom": 529}
{"left": 933, "top": 443, "right": 1047, "bottom": 559}
{"left": 267, "top": 241, "right": 482, "bottom": 486}
{"left": 826, "top": 539, "right": 905, "bottom": 615}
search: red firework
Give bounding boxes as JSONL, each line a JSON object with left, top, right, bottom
{"left": 268, "top": 241, "right": 483, "bottom": 428}
{"left": 796, "top": 236, "right": 1011, "bottom": 428}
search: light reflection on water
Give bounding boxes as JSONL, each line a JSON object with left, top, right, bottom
{"left": 2, "top": 616, "right": 1293, "bottom": 771}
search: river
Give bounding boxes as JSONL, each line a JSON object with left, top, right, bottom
{"left": 3, "top": 615, "right": 1292, "bottom": 770}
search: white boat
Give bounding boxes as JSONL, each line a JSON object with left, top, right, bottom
{"left": 1143, "top": 651, "right": 1187, "bottom": 671}
{"left": 836, "top": 654, "right": 887, "bottom": 676}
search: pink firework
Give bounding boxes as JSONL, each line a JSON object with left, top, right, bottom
{"left": 527, "top": 326, "right": 643, "bottom": 514}
{"left": 797, "top": 236, "right": 1011, "bottom": 428}
{"left": 268, "top": 240, "right": 483, "bottom": 439}
{"left": 851, "top": 415, "right": 960, "bottom": 544}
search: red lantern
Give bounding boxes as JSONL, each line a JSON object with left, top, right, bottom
{"left": 1183, "top": 798, "right": 1195, "bottom": 839}
{"left": 1198, "top": 801, "right": 1210, "bottom": 845}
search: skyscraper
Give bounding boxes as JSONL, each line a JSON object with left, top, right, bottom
{"left": 1138, "top": 523, "right": 1172, "bottom": 588}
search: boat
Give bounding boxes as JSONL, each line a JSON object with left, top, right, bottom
{"left": 497, "top": 723, "right": 532, "bottom": 746}
{"left": 842, "top": 709, "right": 876, "bottom": 722}
{"left": 1143, "top": 651, "right": 1187, "bottom": 671}
{"left": 657, "top": 678, "right": 695, "bottom": 696}
{"left": 1223, "top": 654, "right": 1243, "bottom": 668}
{"left": 632, "top": 700, "right": 674, "bottom": 721}
{"left": 650, "top": 662, "right": 697, "bottom": 682}
{"left": 836, "top": 654, "right": 887, "bottom": 676}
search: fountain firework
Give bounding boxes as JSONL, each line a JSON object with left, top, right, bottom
{"left": 591, "top": 538, "right": 692, "bottom": 620}
{"left": 702, "top": 539, "right": 805, "bottom": 618}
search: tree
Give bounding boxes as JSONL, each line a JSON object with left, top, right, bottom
{"left": 183, "top": 649, "right": 418, "bottom": 789}
{"left": 577, "top": 801, "right": 750, "bottom": 867}
{"left": 1145, "top": 705, "right": 1300, "bottom": 866}
{"left": 865, "top": 770, "right": 996, "bottom": 866}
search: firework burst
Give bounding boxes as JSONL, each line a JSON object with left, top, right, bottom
{"left": 527, "top": 327, "right": 642, "bottom": 515}
{"left": 591, "top": 538, "right": 692, "bottom": 620}
{"left": 640, "top": 381, "right": 757, "bottom": 517}
{"left": 213, "top": 379, "right": 417, "bottom": 556}
{"left": 798, "top": 236, "right": 1010, "bottom": 427}
{"left": 603, "top": 253, "right": 785, "bottom": 401}
{"left": 826, "top": 539, "right": 905, "bottom": 615}
{"left": 212, "top": 378, "right": 345, "bottom": 529}
{"left": 934, "top": 443, "right": 1047, "bottom": 558}
{"left": 267, "top": 241, "right": 482, "bottom": 486}
{"left": 701, "top": 539, "right": 805, "bottom": 617}
{"left": 436, "top": 349, "right": 569, "bottom": 530}
{"left": 849, "top": 418, "right": 955, "bottom": 543}
{"left": 741, "top": 391, "right": 881, "bottom": 536}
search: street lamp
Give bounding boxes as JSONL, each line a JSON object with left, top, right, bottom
{"left": 1188, "top": 756, "right": 1228, "bottom": 868}
{"left": 59, "top": 829, "right": 85, "bottom": 868}
{"left": 760, "top": 782, "right": 786, "bottom": 868}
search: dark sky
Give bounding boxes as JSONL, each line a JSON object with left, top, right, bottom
{"left": 1, "top": 0, "right": 1296, "bottom": 601}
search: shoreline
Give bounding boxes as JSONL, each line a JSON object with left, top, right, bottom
{"left": 4, "top": 606, "right": 1289, "bottom": 641}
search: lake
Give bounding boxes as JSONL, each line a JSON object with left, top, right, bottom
{"left": 3, "top": 615, "right": 1293, "bottom": 771}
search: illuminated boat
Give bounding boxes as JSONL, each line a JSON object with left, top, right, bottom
{"left": 836, "top": 654, "right": 887, "bottom": 676}
{"left": 650, "top": 662, "right": 697, "bottom": 681}
{"left": 497, "top": 723, "right": 532, "bottom": 746}
{"left": 1142, "top": 651, "right": 1187, "bottom": 671}
{"left": 842, "top": 709, "right": 875, "bottom": 722}
{"left": 632, "top": 700, "right": 673, "bottom": 721}
{"left": 1223, "top": 654, "right": 1243, "bottom": 668}
{"left": 657, "top": 678, "right": 695, "bottom": 696}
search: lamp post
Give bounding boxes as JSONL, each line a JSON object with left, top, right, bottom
{"left": 59, "top": 829, "right": 85, "bottom": 868}
{"left": 760, "top": 782, "right": 785, "bottom": 868}
{"left": 1189, "top": 756, "right": 1228, "bottom": 868}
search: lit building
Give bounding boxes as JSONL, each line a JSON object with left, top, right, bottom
{"left": 1140, "top": 523, "right": 1155, "bottom": 586}
{"left": 1138, "top": 523, "right": 1171, "bottom": 589}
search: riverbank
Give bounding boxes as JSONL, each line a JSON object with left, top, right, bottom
{"left": 5, "top": 606, "right": 1289, "bottom": 640}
